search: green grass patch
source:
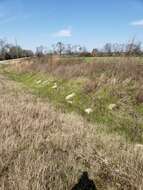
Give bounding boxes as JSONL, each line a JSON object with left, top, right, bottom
{"left": 2, "top": 67, "right": 143, "bottom": 143}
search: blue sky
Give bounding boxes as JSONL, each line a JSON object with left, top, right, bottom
{"left": 0, "top": 0, "right": 143, "bottom": 51}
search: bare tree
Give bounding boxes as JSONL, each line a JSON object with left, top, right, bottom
{"left": 54, "top": 42, "right": 65, "bottom": 56}
{"left": 92, "top": 48, "right": 98, "bottom": 56}
{"left": 0, "top": 39, "right": 8, "bottom": 60}
{"left": 126, "top": 40, "right": 142, "bottom": 56}
{"left": 103, "top": 43, "right": 112, "bottom": 55}
{"left": 65, "top": 44, "right": 72, "bottom": 55}
{"left": 36, "top": 46, "right": 45, "bottom": 57}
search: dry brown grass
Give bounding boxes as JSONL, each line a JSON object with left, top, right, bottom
{"left": 83, "top": 80, "right": 98, "bottom": 94}
{"left": 136, "top": 90, "right": 143, "bottom": 104}
{"left": 0, "top": 74, "right": 143, "bottom": 189}
{"left": 8, "top": 56, "right": 143, "bottom": 83}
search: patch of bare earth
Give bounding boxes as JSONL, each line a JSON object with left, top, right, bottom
{"left": 0, "top": 74, "right": 143, "bottom": 190}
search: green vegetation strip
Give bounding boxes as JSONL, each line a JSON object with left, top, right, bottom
{"left": 2, "top": 69, "right": 143, "bottom": 143}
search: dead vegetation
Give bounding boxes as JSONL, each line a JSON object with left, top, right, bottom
{"left": 136, "top": 90, "right": 143, "bottom": 104}
{"left": 8, "top": 56, "right": 143, "bottom": 82}
{"left": 0, "top": 74, "right": 143, "bottom": 189}
{"left": 83, "top": 80, "right": 98, "bottom": 94}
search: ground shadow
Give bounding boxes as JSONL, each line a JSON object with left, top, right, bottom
{"left": 71, "top": 171, "right": 97, "bottom": 190}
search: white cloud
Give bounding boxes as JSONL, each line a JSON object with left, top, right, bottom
{"left": 53, "top": 28, "right": 72, "bottom": 37}
{"left": 131, "top": 19, "right": 143, "bottom": 26}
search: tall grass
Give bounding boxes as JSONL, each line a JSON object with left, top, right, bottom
{"left": 4, "top": 56, "right": 143, "bottom": 143}
{"left": 0, "top": 74, "right": 143, "bottom": 189}
{"left": 8, "top": 56, "right": 143, "bottom": 81}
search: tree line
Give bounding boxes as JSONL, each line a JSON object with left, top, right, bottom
{"left": 36, "top": 41, "right": 143, "bottom": 57}
{"left": 0, "top": 39, "right": 143, "bottom": 60}
{"left": 97, "top": 41, "right": 143, "bottom": 56}
{"left": 0, "top": 39, "right": 33, "bottom": 60}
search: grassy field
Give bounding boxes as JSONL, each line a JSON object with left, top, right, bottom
{"left": 2, "top": 56, "right": 143, "bottom": 143}
{"left": 84, "top": 56, "right": 143, "bottom": 64}
{"left": 57, "top": 56, "right": 143, "bottom": 64}
{"left": 0, "top": 56, "right": 143, "bottom": 189}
